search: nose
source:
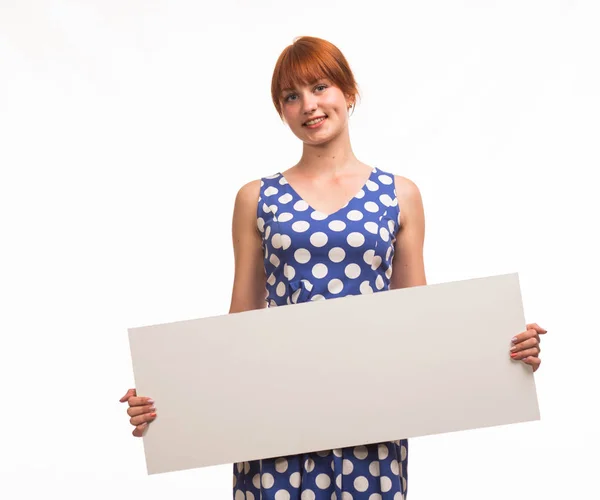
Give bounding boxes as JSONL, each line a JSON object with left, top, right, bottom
{"left": 302, "top": 93, "right": 318, "bottom": 115}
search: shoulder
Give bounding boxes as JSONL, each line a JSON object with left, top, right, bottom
{"left": 393, "top": 175, "right": 423, "bottom": 205}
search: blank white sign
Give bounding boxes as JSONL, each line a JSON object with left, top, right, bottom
{"left": 127, "top": 273, "right": 539, "bottom": 475}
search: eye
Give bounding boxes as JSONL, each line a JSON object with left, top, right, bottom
{"left": 315, "top": 84, "right": 328, "bottom": 92}
{"left": 284, "top": 93, "right": 297, "bottom": 102}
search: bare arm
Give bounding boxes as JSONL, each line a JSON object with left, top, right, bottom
{"left": 228, "top": 179, "right": 268, "bottom": 314}
{"left": 390, "top": 175, "right": 427, "bottom": 289}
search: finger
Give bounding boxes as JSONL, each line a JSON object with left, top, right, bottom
{"left": 127, "top": 396, "right": 155, "bottom": 408}
{"left": 523, "top": 356, "right": 542, "bottom": 372}
{"left": 526, "top": 323, "right": 547, "bottom": 335}
{"left": 510, "top": 337, "right": 539, "bottom": 353}
{"left": 512, "top": 328, "right": 538, "bottom": 345}
{"left": 132, "top": 423, "right": 148, "bottom": 437}
{"left": 119, "top": 388, "right": 136, "bottom": 403}
{"left": 511, "top": 347, "right": 540, "bottom": 360}
{"left": 129, "top": 411, "right": 157, "bottom": 428}
{"left": 127, "top": 404, "right": 155, "bottom": 418}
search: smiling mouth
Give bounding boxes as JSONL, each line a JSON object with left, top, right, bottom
{"left": 303, "top": 116, "right": 327, "bottom": 126}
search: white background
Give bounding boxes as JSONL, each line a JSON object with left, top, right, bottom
{"left": 1, "top": 1, "right": 598, "bottom": 499}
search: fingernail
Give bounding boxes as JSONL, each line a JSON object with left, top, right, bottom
{"left": 510, "top": 346, "right": 517, "bottom": 352}
{"left": 511, "top": 337, "right": 517, "bottom": 343}
{"left": 146, "top": 399, "right": 154, "bottom": 404}
{"left": 149, "top": 406, "right": 156, "bottom": 412}
{"left": 150, "top": 412, "right": 157, "bottom": 417}
{"left": 510, "top": 352, "right": 518, "bottom": 358}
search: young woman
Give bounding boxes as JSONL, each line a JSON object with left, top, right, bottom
{"left": 120, "top": 36, "right": 546, "bottom": 500}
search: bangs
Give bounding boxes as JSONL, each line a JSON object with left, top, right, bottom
{"left": 276, "top": 49, "right": 339, "bottom": 95}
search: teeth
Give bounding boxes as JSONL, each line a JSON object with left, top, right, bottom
{"left": 305, "top": 117, "right": 326, "bottom": 126}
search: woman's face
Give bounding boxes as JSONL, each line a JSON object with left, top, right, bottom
{"left": 280, "top": 78, "right": 352, "bottom": 145}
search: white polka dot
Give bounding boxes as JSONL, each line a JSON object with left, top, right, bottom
{"left": 310, "top": 232, "right": 328, "bottom": 247}
{"left": 394, "top": 493, "right": 403, "bottom": 500}
{"left": 235, "top": 490, "right": 244, "bottom": 500}
{"left": 276, "top": 282, "right": 286, "bottom": 296}
{"left": 271, "top": 232, "right": 281, "bottom": 248}
{"left": 262, "top": 473, "right": 275, "bottom": 489}
{"left": 266, "top": 174, "right": 279, "bottom": 179}
{"left": 264, "top": 186, "right": 279, "bottom": 196}
{"left": 269, "top": 204, "right": 278, "bottom": 214}
{"left": 364, "top": 201, "right": 379, "bottom": 213}
{"left": 294, "top": 200, "right": 309, "bottom": 211}
{"left": 366, "top": 180, "right": 379, "bottom": 191}
{"left": 345, "top": 263, "right": 361, "bottom": 279}
{"left": 371, "top": 255, "right": 382, "bottom": 270}
{"left": 402, "top": 477, "right": 407, "bottom": 490}
{"left": 397, "top": 212, "right": 401, "bottom": 225}
{"left": 270, "top": 254, "right": 280, "bottom": 267}
{"left": 257, "top": 218, "right": 265, "bottom": 232}
{"left": 265, "top": 226, "right": 272, "bottom": 240}
{"left": 364, "top": 221, "right": 378, "bottom": 234}
{"left": 316, "top": 473, "right": 331, "bottom": 489}
{"left": 380, "top": 476, "right": 392, "bottom": 492}
{"left": 333, "top": 448, "right": 342, "bottom": 457}
{"left": 336, "top": 474, "right": 342, "bottom": 488}
{"left": 278, "top": 212, "right": 293, "bottom": 223}
{"left": 354, "top": 476, "right": 369, "bottom": 492}
{"left": 290, "top": 472, "right": 301, "bottom": 488}
{"left": 380, "top": 227, "right": 390, "bottom": 242}
{"left": 401, "top": 445, "right": 407, "bottom": 461}
{"left": 284, "top": 264, "right": 295, "bottom": 280}
{"left": 292, "top": 221, "right": 310, "bottom": 232}
{"left": 233, "top": 474, "right": 237, "bottom": 488}
{"left": 301, "top": 490, "right": 316, "bottom": 500}
{"left": 332, "top": 492, "right": 337, "bottom": 500}
{"left": 279, "top": 177, "right": 289, "bottom": 185}
{"left": 269, "top": 299, "right": 277, "bottom": 307}
{"left": 347, "top": 210, "right": 363, "bottom": 221}
{"left": 263, "top": 203, "right": 271, "bottom": 213}
{"left": 328, "top": 279, "right": 343, "bottom": 294}
{"left": 275, "top": 490, "right": 290, "bottom": 500}
{"left": 295, "top": 248, "right": 311, "bottom": 263}
{"left": 312, "top": 263, "right": 328, "bottom": 279}
{"left": 386, "top": 247, "right": 392, "bottom": 262}
{"left": 317, "top": 450, "right": 330, "bottom": 457}
{"left": 267, "top": 274, "right": 276, "bottom": 286}
{"left": 244, "top": 462, "right": 250, "bottom": 474}
{"left": 379, "top": 174, "right": 393, "bottom": 185}
{"left": 328, "top": 247, "right": 346, "bottom": 263}
{"left": 347, "top": 232, "right": 365, "bottom": 247}
{"left": 360, "top": 281, "right": 374, "bottom": 294}
{"left": 305, "top": 458, "right": 315, "bottom": 472}
{"left": 379, "top": 194, "right": 394, "bottom": 207}
{"left": 291, "top": 288, "right": 301, "bottom": 303}
{"left": 369, "top": 461, "right": 381, "bottom": 477}
{"left": 377, "top": 444, "right": 389, "bottom": 459}
{"left": 236, "top": 462, "right": 243, "bottom": 474}
{"left": 311, "top": 210, "right": 328, "bottom": 220}
{"left": 363, "top": 249, "right": 375, "bottom": 265}
{"left": 343, "top": 459, "right": 354, "bottom": 475}
{"left": 385, "top": 266, "right": 393, "bottom": 279}
{"left": 376, "top": 275, "right": 385, "bottom": 290}
{"left": 311, "top": 294, "right": 325, "bottom": 301}
{"left": 341, "top": 493, "right": 353, "bottom": 500}
{"left": 355, "top": 189, "right": 366, "bottom": 199}
{"left": 390, "top": 459, "right": 399, "bottom": 475}
{"left": 275, "top": 457, "right": 288, "bottom": 473}
{"left": 369, "top": 495, "right": 382, "bottom": 500}
{"left": 328, "top": 220, "right": 346, "bottom": 231}
{"left": 388, "top": 220, "right": 395, "bottom": 234}
{"left": 278, "top": 193, "right": 293, "bottom": 204}
{"left": 353, "top": 446, "right": 368, "bottom": 459}
{"left": 281, "top": 235, "right": 292, "bottom": 250}
{"left": 253, "top": 474, "right": 261, "bottom": 489}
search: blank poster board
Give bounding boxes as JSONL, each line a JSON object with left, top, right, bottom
{"left": 128, "top": 273, "right": 539, "bottom": 475}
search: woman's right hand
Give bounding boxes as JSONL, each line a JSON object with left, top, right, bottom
{"left": 119, "top": 388, "right": 157, "bottom": 437}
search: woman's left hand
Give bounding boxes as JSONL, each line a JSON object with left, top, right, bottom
{"left": 510, "top": 323, "right": 547, "bottom": 372}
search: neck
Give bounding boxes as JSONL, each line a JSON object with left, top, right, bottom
{"left": 295, "top": 127, "right": 361, "bottom": 178}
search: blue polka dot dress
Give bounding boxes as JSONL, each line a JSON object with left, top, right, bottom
{"left": 233, "top": 167, "right": 409, "bottom": 500}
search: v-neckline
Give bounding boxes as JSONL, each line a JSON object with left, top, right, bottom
{"left": 277, "top": 167, "right": 376, "bottom": 218}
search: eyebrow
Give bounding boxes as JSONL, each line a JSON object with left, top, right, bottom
{"left": 281, "top": 78, "right": 329, "bottom": 95}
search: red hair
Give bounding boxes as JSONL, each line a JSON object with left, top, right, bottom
{"left": 271, "top": 36, "right": 360, "bottom": 120}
